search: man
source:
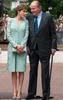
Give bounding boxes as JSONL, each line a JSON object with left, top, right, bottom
{"left": 26, "top": 0, "right": 57, "bottom": 100}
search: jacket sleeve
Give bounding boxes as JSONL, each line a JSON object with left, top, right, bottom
{"left": 21, "top": 20, "right": 29, "bottom": 48}
{"left": 49, "top": 15, "right": 57, "bottom": 50}
{"left": 7, "top": 18, "right": 18, "bottom": 48}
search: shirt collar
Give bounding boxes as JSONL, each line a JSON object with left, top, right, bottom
{"left": 37, "top": 11, "right": 42, "bottom": 18}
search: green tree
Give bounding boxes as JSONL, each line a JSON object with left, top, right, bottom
{"left": 28, "top": 0, "right": 63, "bottom": 18}
{"left": 4, "top": 0, "right": 17, "bottom": 3}
{"left": 4, "top": 0, "right": 12, "bottom": 3}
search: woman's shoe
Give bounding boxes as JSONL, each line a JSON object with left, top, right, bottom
{"left": 13, "top": 91, "right": 17, "bottom": 98}
{"left": 13, "top": 95, "right": 17, "bottom": 99}
{"left": 16, "top": 99, "right": 21, "bottom": 100}
{"left": 12, "top": 98, "right": 16, "bottom": 100}
{"left": 17, "top": 92, "right": 22, "bottom": 98}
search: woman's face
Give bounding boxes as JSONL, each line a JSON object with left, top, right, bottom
{"left": 18, "top": 9, "right": 27, "bottom": 18}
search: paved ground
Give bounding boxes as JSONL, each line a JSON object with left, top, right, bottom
{"left": 0, "top": 63, "right": 63, "bottom": 100}
{"left": 0, "top": 44, "right": 63, "bottom": 100}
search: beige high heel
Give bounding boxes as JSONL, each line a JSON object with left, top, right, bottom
{"left": 17, "top": 92, "right": 22, "bottom": 98}
{"left": 13, "top": 94, "right": 17, "bottom": 98}
{"left": 13, "top": 91, "right": 17, "bottom": 98}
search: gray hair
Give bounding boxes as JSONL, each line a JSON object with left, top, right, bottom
{"left": 30, "top": 0, "right": 42, "bottom": 9}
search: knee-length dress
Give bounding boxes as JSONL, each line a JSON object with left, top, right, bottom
{"left": 7, "top": 18, "right": 29, "bottom": 72}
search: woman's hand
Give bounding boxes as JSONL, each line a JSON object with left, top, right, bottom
{"left": 16, "top": 45, "right": 23, "bottom": 54}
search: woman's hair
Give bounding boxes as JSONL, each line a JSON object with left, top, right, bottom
{"left": 15, "top": 4, "right": 27, "bottom": 16}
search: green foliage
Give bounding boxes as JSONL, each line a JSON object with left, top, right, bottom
{"left": 4, "top": 0, "right": 12, "bottom": 3}
{"left": 28, "top": 0, "right": 63, "bottom": 18}
{"left": 3, "top": 0, "right": 63, "bottom": 19}
{"left": 4, "top": 0, "right": 17, "bottom": 3}
{"left": 28, "top": 0, "right": 49, "bottom": 11}
{"left": 3, "top": 0, "right": 16, "bottom": 17}
{"left": 3, "top": 8, "right": 10, "bottom": 14}
{"left": 8, "top": 8, "right": 15, "bottom": 17}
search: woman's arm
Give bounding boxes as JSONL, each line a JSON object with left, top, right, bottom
{"left": 21, "top": 20, "right": 29, "bottom": 48}
{"left": 7, "top": 19, "right": 18, "bottom": 48}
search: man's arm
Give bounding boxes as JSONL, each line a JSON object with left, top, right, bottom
{"left": 49, "top": 15, "right": 57, "bottom": 55}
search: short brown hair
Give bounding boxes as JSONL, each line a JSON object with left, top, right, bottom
{"left": 15, "top": 4, "right": 27, "bottom": 16}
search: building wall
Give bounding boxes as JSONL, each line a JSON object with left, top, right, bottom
{"left": 3, "top": 0, "right": 28, "bottom": 9}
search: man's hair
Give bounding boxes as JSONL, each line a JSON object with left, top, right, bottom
{"left": 30, "top": 0, "right": 42, "bottom": 9}
{"left": 33, "top": 0, "right": 41, "bottom": 6}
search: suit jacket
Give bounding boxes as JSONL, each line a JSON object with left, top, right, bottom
{"left": 27, "top": 12, "right": 57, "bottom": 57}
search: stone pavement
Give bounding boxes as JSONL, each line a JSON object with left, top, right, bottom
{"left": 0, "top": 63, "right": 63, "bottom": 100}
{"left": 0, "top": 44, "right": 63, "bottom": 100}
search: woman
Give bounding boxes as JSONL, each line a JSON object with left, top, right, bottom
{"left": 7, "top": 4, "right": 29, "bottom": 98}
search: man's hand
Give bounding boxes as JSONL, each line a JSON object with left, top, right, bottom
{"left": 51, "top": 49, "right": 56, "bottom": 55}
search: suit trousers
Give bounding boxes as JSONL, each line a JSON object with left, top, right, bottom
{"left": 28, "top": 49, "right": 50, "bottom": 97}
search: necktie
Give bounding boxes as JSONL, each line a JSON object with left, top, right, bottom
{"left": 34, "top": 16, "right": 38, "bottom": 35}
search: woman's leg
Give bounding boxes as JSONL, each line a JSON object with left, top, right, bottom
{"left": 12, "top": 72, "right": 17, "bottom": 98}
{"left": 17, "top": 72, "right": 24, "bottom": 98}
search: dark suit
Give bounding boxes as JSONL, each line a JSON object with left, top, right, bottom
{"left": 27, "top": 12, "right": 57, "bottom": 97}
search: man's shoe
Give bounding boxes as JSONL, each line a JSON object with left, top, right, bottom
{"left": 42, "top": 96, "right": 49, "bottom": 100}
{"left": 25, "top": 95, "right": 35, "bottom": 99}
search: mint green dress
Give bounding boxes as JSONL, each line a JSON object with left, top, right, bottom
{"left": 7, "top": 18, "right": 29, "bottom": 72}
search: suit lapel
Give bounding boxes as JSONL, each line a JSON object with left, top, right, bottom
{"left": 30, "top": 12, "right": 46, "bottom": 35}
{"left": 38, "top": 12, "right": 45, "bottom": 34}
{"left": 30, "top": 15, "right": 35, "bottom": 35}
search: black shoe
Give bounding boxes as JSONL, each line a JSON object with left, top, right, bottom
{"left": 25, "top": 95, "right": 35, "bottom": 99}
{"left": 42, "top": 96, "right": 49, "bottom": 100}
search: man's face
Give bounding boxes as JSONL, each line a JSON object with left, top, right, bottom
{"left": 30, "top": 4, "right": 41, "bottom": 16}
